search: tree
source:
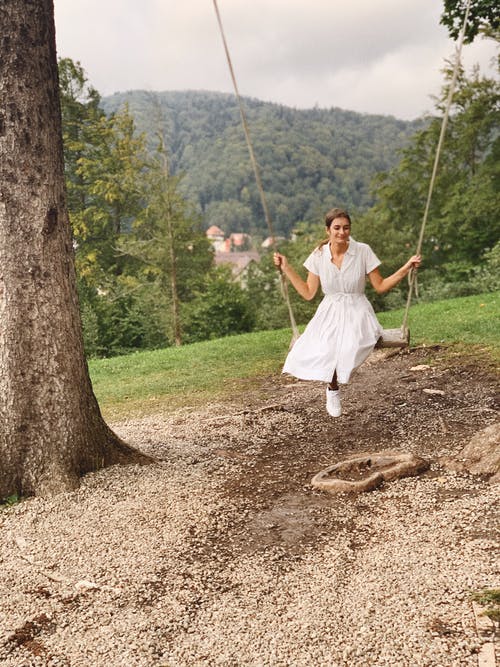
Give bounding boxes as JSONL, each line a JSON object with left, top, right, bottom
{"left": 59, "top": 57, "right": 105, "bottom": 216}
{"left": 440, "top": 0, "right": 500, "bottom": 42}
{"left": 182, "top": 266, "right": 256, "bottom": 343}
{"left": 71, "top": 104, "right": 148, "bottom": 279}
{"left": 363, "top": 62, "right": 499, "bottom": 303}
{"left": 117, "top": 137, "right": 214, "bottom": 347}
{"left": 58, "top": 62, "right": 153, "bottom": 356}
{"left": 0, "top": 0, "right": 148, "bottom": 498}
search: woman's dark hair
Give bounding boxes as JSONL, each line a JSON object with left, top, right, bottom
{"left": 317, "top": 208, "right": 351, "bottom": 248}
{"left": 325, "top": 208, "right": 351, "bottom": 228}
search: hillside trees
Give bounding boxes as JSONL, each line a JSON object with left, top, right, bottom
{"left": 357, "top": 61, "right": 500, "bottom": 306}
{"left": 0, "top": 0, "right": 147, "bottom": 499}
{"left": 117, "top": 137, "right": 214, "bottom": 347}
{"left": 441, "top": 0, "right": 500, "bottom": 41}
{"left": 101, "top": 91, "right": 423, "bottom": 238}
{"left": 59, "top": 61, "right": 251, "bottom": 354}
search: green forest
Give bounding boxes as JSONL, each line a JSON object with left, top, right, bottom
{"left": 100, "top": 90, "right": 424, "bottom": 238}
{"left": 60, "top": 21, "right": 499, "bottom": 358}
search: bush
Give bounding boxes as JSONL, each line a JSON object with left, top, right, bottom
{"left": 181, "top": 266, "right": 256, "bottom": 343}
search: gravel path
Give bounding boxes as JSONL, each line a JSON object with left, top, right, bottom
{"left": 0, "top": 348, "right": 498, "bottom": 666}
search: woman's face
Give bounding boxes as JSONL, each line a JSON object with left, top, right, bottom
{"left": 327, "top": 217, "right": 351, "bottom": 244}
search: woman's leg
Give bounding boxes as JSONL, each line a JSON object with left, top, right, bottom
{"left": 328, "top": 370, "right": 339, "bottom": 391}
{"left": 326, "top": 370, "right": 341, "bottom": 416}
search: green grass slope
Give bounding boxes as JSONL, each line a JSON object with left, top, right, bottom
{"left": 89, "top": 292, "right": 499, "bottom": 419}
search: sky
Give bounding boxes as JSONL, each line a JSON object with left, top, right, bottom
{"left": 53, "top": 0, "right": 498, "bottom": 120}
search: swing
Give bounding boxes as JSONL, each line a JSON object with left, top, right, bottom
{"left": 376, "top": 327, "right": 409, "bottom": 349}
{"left": 212, "top": 0, "right": 471, "bottom": 351}
{"left": 377, "top": 0, "right": 471, "bottom": 348}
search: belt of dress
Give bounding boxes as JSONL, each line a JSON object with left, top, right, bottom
{"left": 323, "top": 292, "right": 366, "bottom": 299}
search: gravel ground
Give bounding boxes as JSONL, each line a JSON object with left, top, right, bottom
{"left": 0, "top": 347, "right": 498, "bottom": 666}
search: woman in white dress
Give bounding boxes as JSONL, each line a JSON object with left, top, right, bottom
{"left": 273, "top": 208, "right": 421, "bottom": 417}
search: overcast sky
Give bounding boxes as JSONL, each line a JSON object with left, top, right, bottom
{"left": 54, "top": 0, "right": 497, "bottom": 120}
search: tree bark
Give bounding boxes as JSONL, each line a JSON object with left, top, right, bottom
{"left": 0, "top": 0, "right": 150, "bottom": 498}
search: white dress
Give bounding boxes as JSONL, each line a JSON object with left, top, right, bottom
{"left": 283, "top": 238, "right": 383, "bottom": 384}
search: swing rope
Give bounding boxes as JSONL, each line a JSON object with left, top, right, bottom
{"left": 214, "top": 0, "right": 472, "bottom": 344}
{"left": 212, "top": 0, "right": 300, "bottom": 341}
{"left": 401, "top": 0, "right": 472, "bottom": 334}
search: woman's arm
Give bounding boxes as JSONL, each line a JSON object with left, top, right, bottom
{"left": 274, "top": 252, "right": 320, "bottom": 301}
{"left": 368, "top": 255, "right": 422, "bottom": 294}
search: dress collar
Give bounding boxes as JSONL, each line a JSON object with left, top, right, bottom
{"left": 327, "top": 237, "right": 357, "bottom": 272}
{"left": 327, "top": 237, "right": 357, "bottom": 256}
{"left": 345, "top": 237, "right": 357, "bottom": 254}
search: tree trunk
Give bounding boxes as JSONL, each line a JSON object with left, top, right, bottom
{"left": 161, "top": 150, "right": 182, "bottom": 347}
{"left": 0, "top": 0, "right": 150, "bottom": 498}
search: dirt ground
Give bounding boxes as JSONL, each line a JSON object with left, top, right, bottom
{"left": 211, "top": 345, "right": 498, "bottom": 510}
{"left": 1, "top": 344, "right": 498, "bottom": 666}
{"left": 120, "top": 343, "right": 499, "bottom": 607}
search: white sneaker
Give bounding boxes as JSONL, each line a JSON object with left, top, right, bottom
{"left": 326, "top": 387, "right": 342, "bottom": 417}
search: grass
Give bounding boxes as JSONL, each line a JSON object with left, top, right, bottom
{"left": 89, "top": 328, "right": 289, "bottom": 419}
{"left": 377, "top": 291, "right": 499, "bottom": 348}
{"left": 0, "top": 494, "right": 21, "bottom": 509}
{"left": 89, "top": 291, "right": 499, "bottom": 419}
{"left": 471, "top": 589, "right": 500, "bottom": 625}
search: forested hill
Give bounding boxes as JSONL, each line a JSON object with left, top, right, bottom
{"left": 101, "top": 90, "right": 424, "bottom": 237}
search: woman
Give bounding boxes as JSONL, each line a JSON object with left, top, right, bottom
{"left": 273, "top": 208, "right": 421, "bottom": 417}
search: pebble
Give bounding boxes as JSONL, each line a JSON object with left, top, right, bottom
{"left": 0, "top": 388, "right": 497, "bottom": 666}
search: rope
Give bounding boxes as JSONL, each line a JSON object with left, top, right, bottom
{"left": 212, "top": 0, "right": 300, "bottom": 340}
{"left": 401, "top": 0, "right": 472, "bottom": 333}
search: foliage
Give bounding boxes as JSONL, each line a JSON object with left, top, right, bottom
{"left": 60, "top": 60, "right": 217, "bottom": 356}
{"left": 470, "top": 240, "right": 500, "bottom": 290}
{"left": 60, "top": 59, "right": 154, "bottom": 355}
{"left": 181, "top": 265, "right": 256, "bottom": 343}
{"left": 440, "top": 0, "right": 500, "bottom": 42}
{"left": 101, "top": 90, "right": 424, "bottom": 238}
{"left": 117, "top": 135, "right": 214, "bottom": 347}
{"left": 0, "top": 494, "right": 21, "bottom": 509}
{"left": 71, "top": 107, "right": 149, "bottom": 280}
{"left": 358, "top": 62, "right": 500, "bottom": 310}
{"left": 245, "top": 221, "right": 324, "bottom": 330}
{"left": 471, "top": 589, "right": 500, "bottom": 624}
{"left": 59, "top": 58, "right": 105, "bottom": 213}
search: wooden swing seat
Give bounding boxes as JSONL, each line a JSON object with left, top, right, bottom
{"left": 376, "top": 327, "right": 410, "bottom": 349}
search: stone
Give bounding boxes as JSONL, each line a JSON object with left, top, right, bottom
{"left": 460, "top": 423, "right": 500, "bottom": 482}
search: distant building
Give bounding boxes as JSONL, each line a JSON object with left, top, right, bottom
{"left": 215, "top": 251, "right": 260, "bottom": 282}
{"left": 206, "top": 226, "right": 254, "bottom": 254}
{"left": 207, "top": 227, "right": 259, "bottom": 281}
{"left": 206, "top": 225, "right": 224, "bottom": 240}
{"left": 206, "top": 225, "right": 226, "bottom": 252}
{"left": 229, "top": 232, "right": 251, "bottom": 250}
{"left": 261, "top": 236, "right": 285, "bottom": 249}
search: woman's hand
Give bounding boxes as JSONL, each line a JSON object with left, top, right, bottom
{"left": 404, "top": 254, "right": 422, "bottom": 272}
{"left": 273, "top": 252, "right": 288, "bottom": 270}
{"left": 369, "top": 254, "right": 423, "bottom": 294}
{"left": 273, "top": 252, "right": 320, "bottom": 300}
